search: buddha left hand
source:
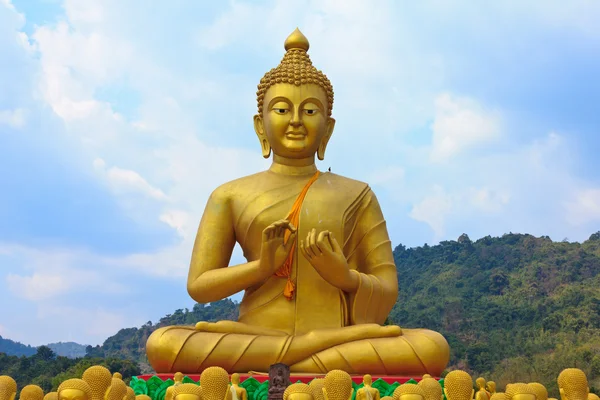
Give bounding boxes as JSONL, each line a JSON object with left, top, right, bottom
{"left": 300, "top": 228, "right": 358, "bottom": 293}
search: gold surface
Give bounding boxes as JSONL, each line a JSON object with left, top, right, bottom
{"left": 146, "top": 28, "right": 449, "bottom": 375}
{"left": 356, "top": 376, "right": 380, "bottom": 400}
{"left": 558, "top": 369, "right": 590, "bottom": 400}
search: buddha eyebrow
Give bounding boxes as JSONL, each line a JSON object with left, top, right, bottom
{"left": 268, "top": 97, "right": 291, "bottom": 109}
{"left": 302, "top": 98, "right": 324, "bottom": 109}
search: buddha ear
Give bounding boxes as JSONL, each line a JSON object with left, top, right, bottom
{"left": 254, "top": 114, "right": 271, "bottom": 158}
{"left": 317, "top": 117, "right": 335, "bottom": 161}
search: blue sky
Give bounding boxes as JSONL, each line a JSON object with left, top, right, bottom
{"left": 0, "top": 0, "right": 599, "bottom": 347}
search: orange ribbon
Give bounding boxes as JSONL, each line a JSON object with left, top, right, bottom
{"left": 274, "top": 170, "right": 321, "bottom": 300}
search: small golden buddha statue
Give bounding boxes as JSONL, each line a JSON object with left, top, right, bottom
{"left": 0, "top": 376, "right": 17, "bottom": 400}
{"left": 393, "top": 384, "right": 426, "bottom": 400}
{"left": 588, "top": 394, "right": 599, "bottom": 400}
{"left": 490, "top": 394, "right": 504, "bottom": 400}
{"left": 475, "top": 378, "right": 490, "bottom": 400}
{"left": 284, "top": 384, "right": 315, "bottom": 400}
{"left": 20, "top": 385, "right": 44, "bottom": 400}
{"left": 505, "top": 384, "right": 537, "bottom": 400}
{"left": 356, "top": 375, "right": 380, "bottom": 400}
{"left": 44, "top": 393, "right": 59, "bottom": 400}
{"left": 381, "top": 397, "right": 393, "bottom": 400}
{"left": 200, "top": 367, "right": 231, "bottom": 400}
{"left": 323, "top": 370, "right": 353, "bottom": 400}
{"left": 58, "top": 379, "right": 93, "bottom": 400}
{"left": 309, "top": 379, "right": 325, "bottom": 400}
{"left": 145, "top": 26, "right": 449, "bottom": 376}
{"left": 529, "top": 383, "right": 548, "bottom": 400}
{"left": 166, "top": 373, "right": 186, "bottom": 400}
{"left": 104, "top": 378, "right": 127, "bottom": 400}
{"left": 486, "top": 383, "right": 496, "bottom": 397}
{"left": 82, "top": 365, "right": 113, "bottom": 400}
{"left": 135, "top": 396, "right": 152, "bottom": 400}
{"left": 229, "top": 374, "right": 247, "bottom": 400}
{"left": 418, "top": 375, "right": 443, "bottom": 400}
{"left": 172, "top": 384, "right": 203, "bottom": 400}
{"left": 558, "top": 369, "right": 590, "bottom": 400}
{"left": 443, "top": 371, "right": 473, "bottom": 400}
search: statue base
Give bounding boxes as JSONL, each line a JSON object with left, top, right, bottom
{"left": 136, "top": 374, "right": 429, "bottom": 384}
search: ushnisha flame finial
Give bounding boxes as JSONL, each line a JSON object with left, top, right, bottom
{"left": 284, "top": 28, "right": 310, "bottom": 52}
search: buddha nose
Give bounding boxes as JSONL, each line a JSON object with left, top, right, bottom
{"left": 290, "top": 111, "right": 302, "bottom": 127}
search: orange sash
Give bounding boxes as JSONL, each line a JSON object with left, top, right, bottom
{"left": 275, "top": 170, "right": 321, "bottom": 300}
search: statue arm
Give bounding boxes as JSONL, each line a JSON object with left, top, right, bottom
{"left": 345, "top": 189, "right": 398, "bottom": 325}
{"left": 187, "top": 187, "right": 265, "bottom": 303}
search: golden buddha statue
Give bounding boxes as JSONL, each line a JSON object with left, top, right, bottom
{"left": 112, "top": 374, "right": 122, "bottom": 381}
{"left": 323, "top": 370, "right": 353, "bottom": 400}
{"left": 381, "top": 397, "right": 393, "bottom": 400}
{"left": 146, "top": 27, "right": 449, "bottom": 376}
{"left": 58, "top": 379, "right": 93, "bottom": 400}
{"left": 490, "top": 394, "right": 504, "bottom": 400}
{"left": 199, "top": 367, "right": 231, "bottom": 400}
{"left": 486, "top": 383, "right": 496, "bottom": 397}
{"left": 443, "top": 371, "right": 473, "bottom": 400}
{"left": 475, "top": 379, "right": 490, "bottom": 400}
{"left": 126, "top": 388, "right": 135, "bottom": 400}
{"left": 172, "top": 384, "right": 203, "bottom": 400}
{"left": 44, "top": 393, "right": 59, "bottom": 400}
{"left": 0, "top": 376, "right": 17, "bottom": 400}
{"left": 504, "top": 384, "right": 536, "bottom": 400}
{"left": 418, "top": 375, "right": 443, "bottom": 400}
{"left": 393, "top": 384, "right": 426, "bottom": 400}
{"left": 588, "top": 394, "right": 599, "bottom": 400}
{"left": 309, "top": 379, "right": 325, "bottom": 400}
{"left": 284, "top": 384, "right": 315, "bottom": 400}
{"left": 20, "top": 385, "right": 44, "bottom": 400}
{"left": 136, "top": 396, "right": 152, "bottom": 400}
{"left": 166, "top": 373, "right": 186, "bottom": 400}
{"left": 229, "top": 374, "right": 247, "bottom": 400}
{"left": 529, "top": 383, "right": 548, "bottom": 400}
{"left": 82, "top": 365, "right": 113, "bottom": 400}
{"left": 558, "top": 369, "right": 589, "bottom": 400}
{"left": 356, "top": 375, "right": 380, "bottom": 400}
{"left": 104, "top": 378, "right": 127, "bottom": 400}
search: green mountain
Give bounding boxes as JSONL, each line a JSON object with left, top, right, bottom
{"left": 0, "top": 336, "right": 87, "bottom": 359}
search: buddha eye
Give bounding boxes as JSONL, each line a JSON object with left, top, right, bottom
{"left": 303, "top": 109, "right": 318, "bottom": 116}
{"left": 273, "top": 108, "right": 289, "bottom": 115}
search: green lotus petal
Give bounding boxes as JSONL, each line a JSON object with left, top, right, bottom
{"left": 405, "top": 379, "right": 418, "bottom": 385}
{"left": 129, "top": 377, "right": 149, "bottom": 396}
{"left": 146, "top": 376, "right": 165, "bottom": 400}
{"left": 182, "top": 377, "right": 198, "bottom": 385}
{"left": 154, "top": 380, "right": 174, "bottom": 400}
{"left": 253, "top": 381, "right": 269, "bottom": 400}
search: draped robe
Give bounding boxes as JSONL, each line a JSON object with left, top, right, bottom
{"left": 146, "top": 172, "right": 449, "bottom": 375}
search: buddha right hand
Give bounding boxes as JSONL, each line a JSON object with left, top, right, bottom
{"left": 258, "top": 219, "right": 297, "bottom": 276}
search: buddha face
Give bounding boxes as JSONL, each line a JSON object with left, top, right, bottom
{"left": 174, "top": 395, "right": 201, "bottom": 400}
{"left": 512, "top": 395, "right": 536, "bottom": 400}
{"left": 58, "top": 390, "right": 86, "bottom": 400}
{"left": 255, "top": 83, "right": 335, "bottom": 160}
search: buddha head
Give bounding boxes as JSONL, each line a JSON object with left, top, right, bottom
{"left": 58, "top": 379, "right": 93, "bottom": 400}
{"left": 363, "top": 375, "right": 373, "bottom": 387}
{"left": 126, "top": 387, "right": 135, "bottom": 400}
{"left": 505, "top": 383, "right": 536, "bottom": 400}
{"left": 486, "top": 383, "right": 496, "bottom": 395}
{"left": 309, "top": 378, "right": 325, "bottom": 400}
{"left": 529, "top": 383, "right": 548, "bottom": 400}
{"left": 284, "top": 384, "right": 314, "bottom": 400}
{"left": 254, "top": 28, "right": 335, "bottom": 162}
{"left": 112, "top": 374, "right": 122, "bottom": 381}
{"left": 588, "top": 394, "right": 599, "bottom": 400}
{"left": 475, "top": 379, "right": 486, "bottom": 391}
{"left": 104, "top": 378, "right": 127, "bottom": 400}
{"left": 172, "top": 384, "right": 203, "bottom": 400}
{"left": 231, "top": 374, "right": 240, "bottom": 386}
{"left": 558, "top": 369, "right": 589, "bottom": 400}
{"left": 199, "top": 366, "right": 230, "bottom": 400}
{"left": 44, "top": 393, "right": 59, "bottom": 400}
{"left": 20, "top": 385, "right": 44, "bottom": 400}
{"left": 443, "top": 370, "right": 474, "bottom": 400}
{"left": 393, "top": 384, "right": 426, "bottom": 400}
{"left": 0, "top": 376, "right": 17, "bottom": 400}
{"left": 418, "top": 376, "right": 443, "bottom": 400}
{"left": 323, "top": 370, "right": 353, "bottom": 400}
{"left": 174, "top": 373, "right": 185, "bottom": 385}
{"left": 82, "top": 365, "right": 113, "bottom": 400}
{"left": 135, "top": 396, "right": 152, "bottom": 400}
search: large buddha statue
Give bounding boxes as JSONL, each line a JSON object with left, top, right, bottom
{"left": 146, "top": 28, "right": 450, "bottom": 375}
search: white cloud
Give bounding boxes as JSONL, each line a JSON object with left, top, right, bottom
{"left": 0, "top": 108, "right": 26, "bottom": 128}
{"left": 94, "top": 158, "right": 168, "bottom": 201}
{"left": 409, "top": 185, "right": 453, "bottom": 240}
{"left": 565, "top": 188, "right": 600, "bottom": 226}
{"left": 430, "top": 93, "right": 502, "bottom": 162}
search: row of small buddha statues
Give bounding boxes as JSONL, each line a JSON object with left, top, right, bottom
{"left": 1, "top": 365, "right": 598, "bottom": 400}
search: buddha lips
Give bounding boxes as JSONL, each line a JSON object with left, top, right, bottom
{"left": 275, "top": 170, "right": 321, "bottom": 300}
